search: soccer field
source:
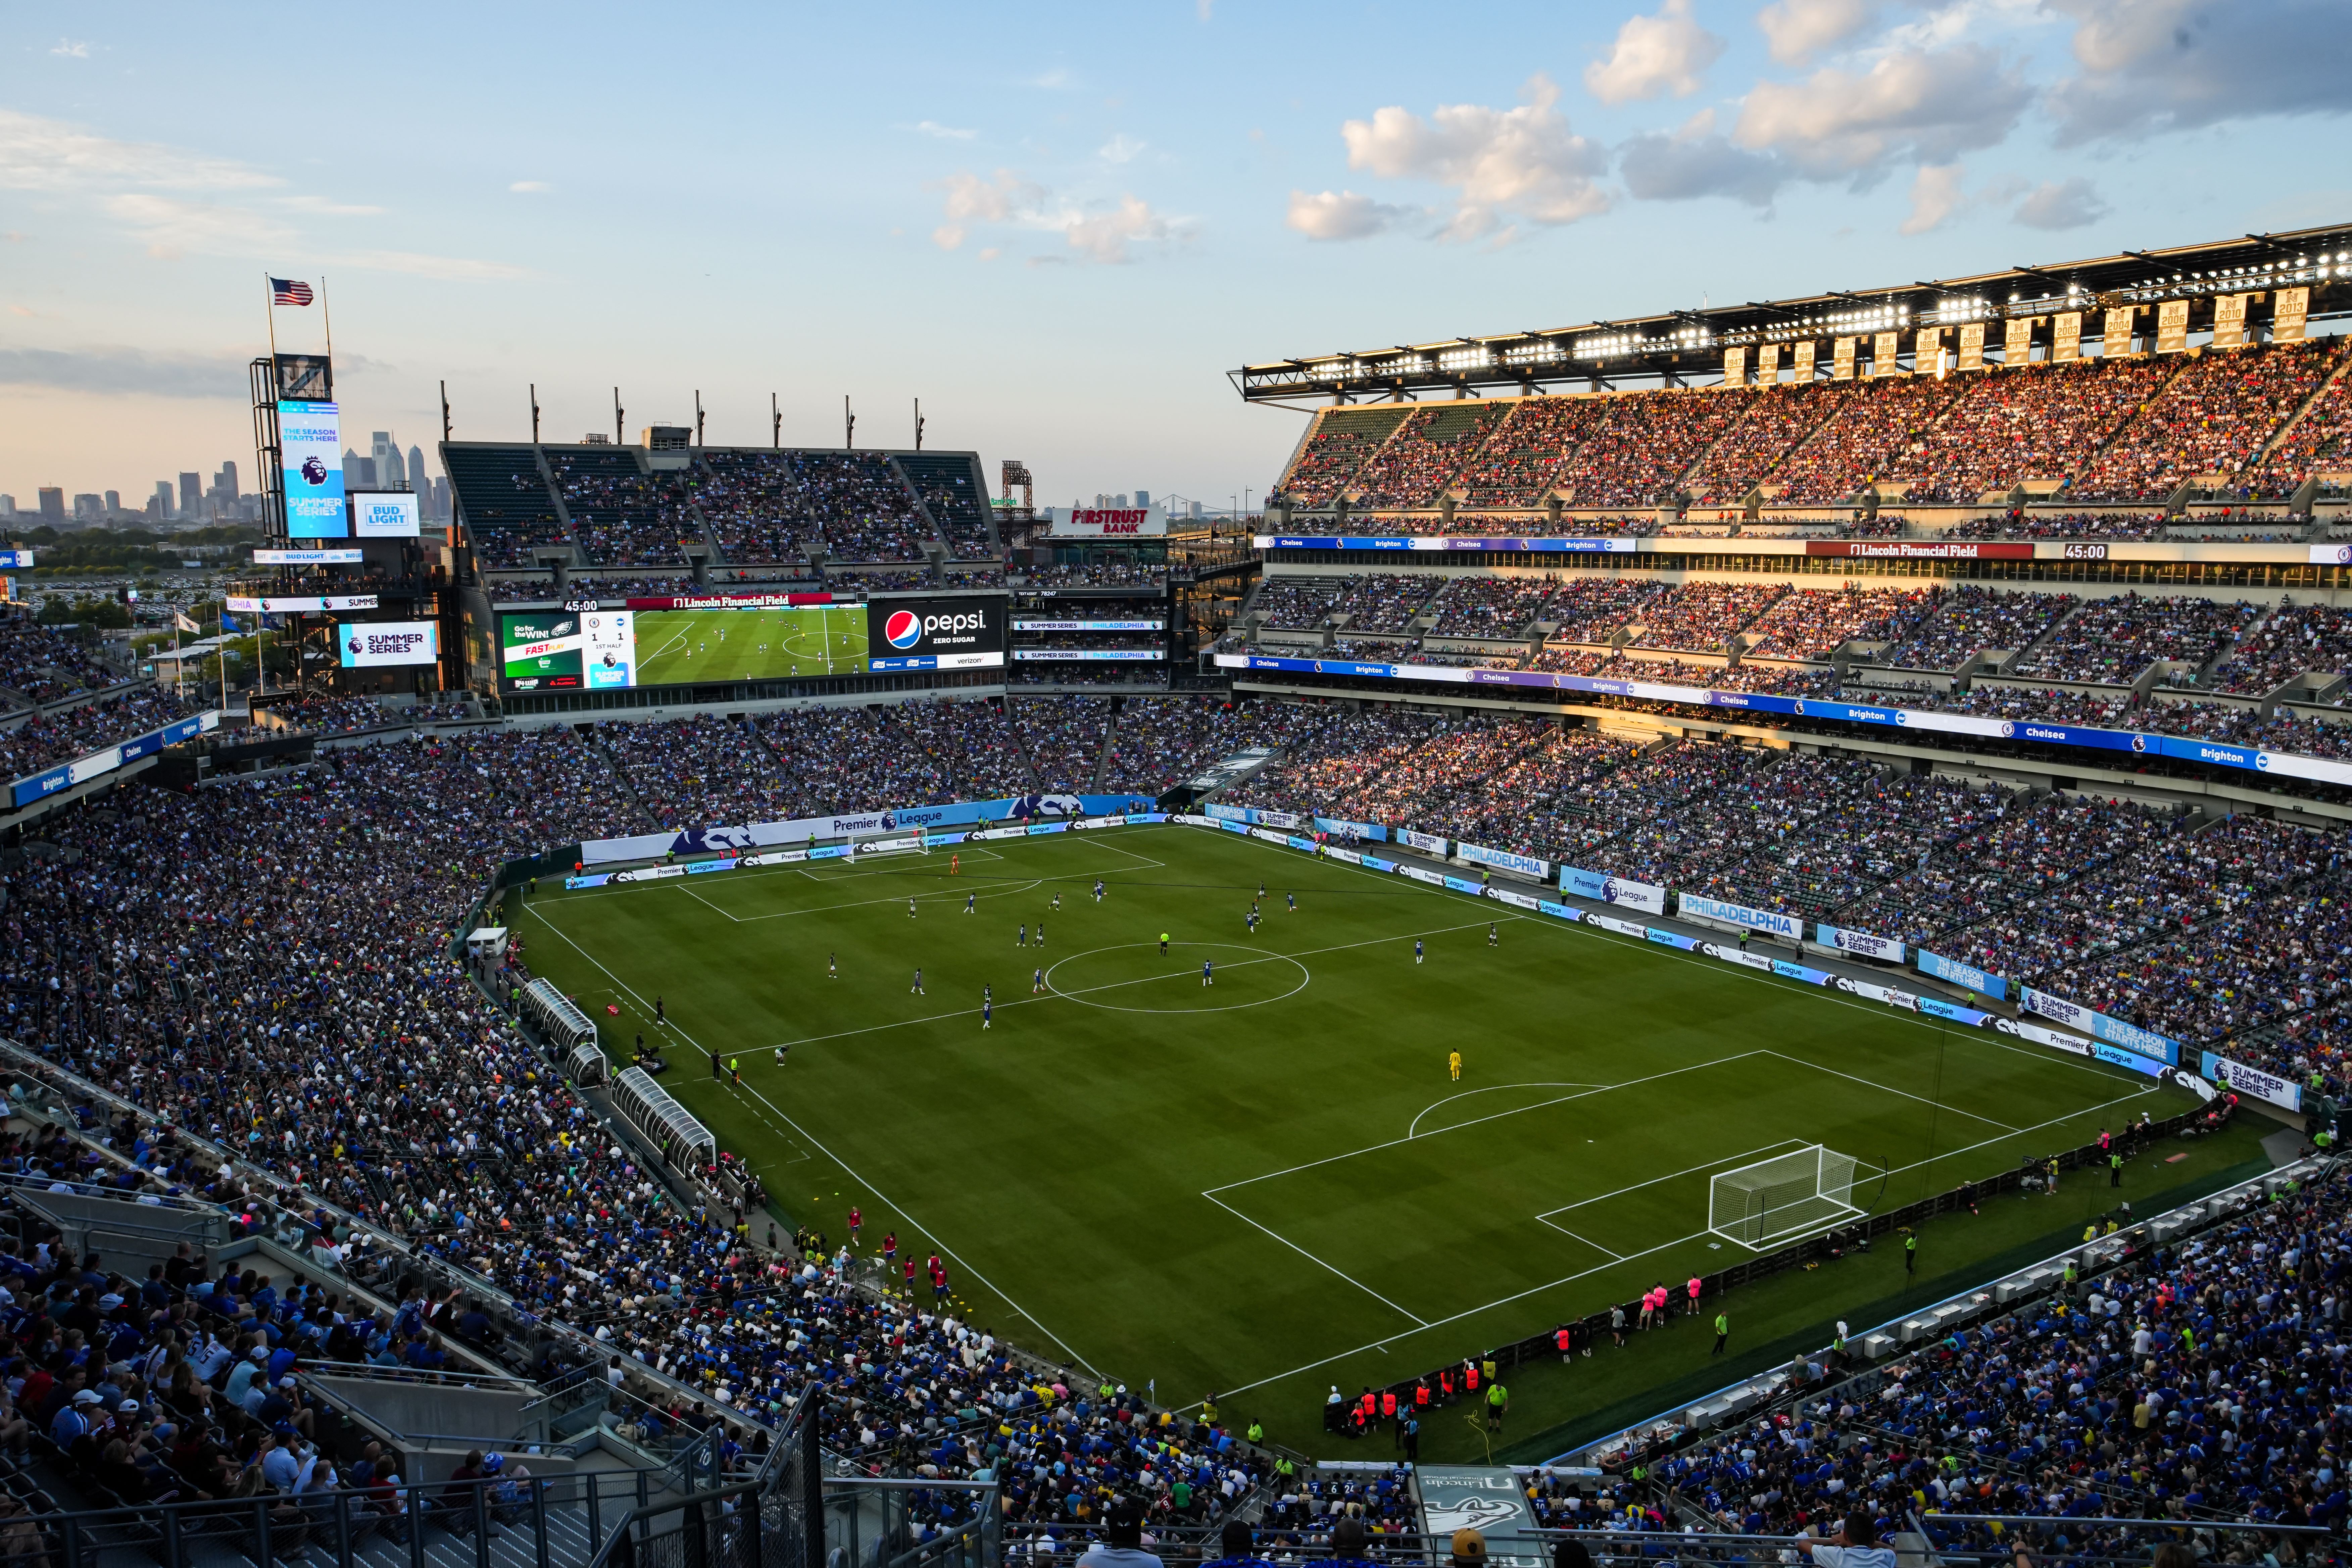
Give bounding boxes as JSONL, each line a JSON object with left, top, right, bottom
{"left": 508, "top": 823, "right": 2265, "bottom": 1460}
{"left": 632, "top": 606, "right": 867, "bottom": 685}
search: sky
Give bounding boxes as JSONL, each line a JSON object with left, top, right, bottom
{"left": 4, "top": 0, "right": 2350, "bottom": 513}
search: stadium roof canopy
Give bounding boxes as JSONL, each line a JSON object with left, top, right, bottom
{"left": 1233, "top": 222, "right": 2352, "bottom": 407}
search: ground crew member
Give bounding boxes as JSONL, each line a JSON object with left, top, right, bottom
{"left": 2111, "top": 1151, "right": 2124, "bottom": 1187}
{"left": 1905, "top": 1233, "right": 1917, "bottom": 1273}
{"left": 1485, "top": 1380, "right": 1507, "bottom": 1431}
{"left": 1713, "top": 1311, "right": 1729, "bottom": 1356}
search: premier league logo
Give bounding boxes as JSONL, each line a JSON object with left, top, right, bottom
{"left": 884, "top": 610, "right": 923, "bottom": 650}
{"left": 299, "top": 455, "right": 329, "bottom": 486}
{"left": 2131, "top": 734, "right": 2149, "bottom": 753}
{"left": 345, "top": 635, "right": 362, "bottom": 657}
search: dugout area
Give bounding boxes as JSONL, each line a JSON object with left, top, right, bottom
{"left": 505, "top": 822, "right": 2275, "bottom": 1463}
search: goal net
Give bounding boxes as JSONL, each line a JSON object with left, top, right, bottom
{"left": 1708, "top": 1145, "right": 1861, "bottom": 1248}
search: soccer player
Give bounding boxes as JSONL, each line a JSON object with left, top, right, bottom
{"left": 1035, "top": 922, "right": 1044, "bottom": 949}
{"left": 1032, "top": 967, "right": 1045, "bottom": 995}
{"left": 655, "top": 995, "right": 665, "bottom": 1024}
{"left": 1258, "top": 879, "right": 1266, "bottom": 899}
{"left": 774, "top": 1043, "right": 787, "bottom": 1067}
{"left": 1488, "top": 922, "right": 1499, "bottom": 946}
{"left": 965, "top": 892, "right": 976, "bottom": 914}
{"left": 827, "top": 952, "right": 837, "bottom": 980}
{"left": 1093, "top": 878, "right": 1105, "bottom": 902}
{"left": 1448, "top": 1049, "right": 1461, "bottom": 1081}
{"left": 848, "top": 1207, "right": 862, "bottom": 1243}
{"left": 882, "top": 1231, "right": 897, "bottom": 1264}
{"left": 1050, "top": 890, "right": 1062, "bottom": 911}
{"left": 983, "top": 982, "right": 992, "bottom": 1005}
{"left": 950, "top": 853, "right": 960, "bottom": 876}
{"left": 1202, "top": 958, "right": 1214, "bottom": 987}
{"left": 1286, "top": 891, "right": 1295, "bottom": 912}
{"left": 911, "top": 968, "right": 925, "bottom": 995}
{"left": 902, "top": 1257, "right": 917, "bottom": 1293}
{"left": 982, "top": 997, "right": 992, "bottom": 1030}
{"left": 1414, "top": 938, "right": 1424, "bottom": 965}
{"left": 1159, "top": 932, "right": 1170, "bottom": 955}
{"left": 908, "top": 897, "right": 917, "bottom": 919}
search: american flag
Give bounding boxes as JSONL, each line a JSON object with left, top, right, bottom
{"left": 270, "top": 277, "right": 314, "bottom": 306}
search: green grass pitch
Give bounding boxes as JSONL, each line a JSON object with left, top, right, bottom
{"left": 504, "top": 823, "right": 2272, "bottom": 1462}
{"left": 632, "top": 606, "right": 867, "bottom": 685}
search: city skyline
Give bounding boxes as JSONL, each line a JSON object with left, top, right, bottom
{"left": 4, "top": 2, "right": 2350, "bottom": 508}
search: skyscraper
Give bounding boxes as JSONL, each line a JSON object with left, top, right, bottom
{"left": 38, "top": 488, "right": 63, "bottom": 522}
{"left": 215, "top": 461, "right": 239, "bottom": 501}
{"left": 104, "top": 490, "right": 121, "bottom": 515}
{"left": 344, "top": 449, "right": 377, "bottom": 489}
{"left": 178, "top": 473, "right": 201, "bottom": 516}
{"left": 372, "top": 431, "right": 405, "bottom": 488}
{"left": 408, "top": 445, "right": 428, "bottom": 504}
{"left": 152, "top": 481, "right": 175, "bottom": 519}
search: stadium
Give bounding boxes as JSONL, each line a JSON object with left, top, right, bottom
{"left": 8, "top": 89, "right": 2352, "bottom": 1568}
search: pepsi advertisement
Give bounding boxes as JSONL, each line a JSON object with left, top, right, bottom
{"left": 278, "top": 400, "right": 346, "bottom": 538}
{"left": 868, "top": 595, "right": 1007, "bottom": 672}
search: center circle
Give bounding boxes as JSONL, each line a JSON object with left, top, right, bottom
{"left": 1042, "top": 942, "right": 1311, "bottom": 1014}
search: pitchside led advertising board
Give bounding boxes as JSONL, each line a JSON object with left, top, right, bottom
{"left": 337, "top": 621, "right": 439, "bottom": 667}
{"left": 278, "top": 400, "right": 346, "bottom": 538}
{"left": 350, "top": 490, "right": 422, "bottom": 538}
{"left": 866, "top": 595, "right": 1007, "bottom": 672}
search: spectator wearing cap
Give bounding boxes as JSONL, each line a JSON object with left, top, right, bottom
{"left": 51, "top": 1388, "right": 102, "bottom": 1447}
{"left": 1076, "top": 1499, "right": 1163, "bottom": 1568}
{"left": 260, "top": 1431, "right": 301, "bottom": 1492}
{"left": 1204, "top": 1518, "right": 1274, "bottom": 1568}
{"left": 1452, "top": 1527, "right": 1487, "bottom": 1568}
{"left": 1328, "top": 1517, "right": 1377, "bottom": 1567}
{"left": 1796, "top": 1511, "right": 1897, "bottom": 1568}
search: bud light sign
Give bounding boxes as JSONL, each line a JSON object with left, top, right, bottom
{"left": 866, "top": 595, "right": 1006, "bottom": 672}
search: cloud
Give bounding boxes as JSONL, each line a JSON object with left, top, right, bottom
{"left": 106, "top": 193, "right": 295, "bottom": 259}
{"left": 1733, "top": 44, "right": 2031, "bottom": 179}
{"left": 2045, "top": 0, "right": 2352, "bottom": 145}
{"left": 1899, "top": 161, "right": 1969, "bottom": 233}
{"left": 0, "top": 345, "right": 252, "bottom": 398}
{"left": 1618, "top": 109, "right": 1786, "bottom": 205}
{"left": 1285, "top": 189, "right": 1418, "bottom": 240}
{"left": 50, "top": 39, "right": 89, "bottom": 58}
{"left": 929, "top": 167, "right": 1047, "bottom": 250}
{"left": 1098, "top": 134, "right": 1145, "bottom": 163}
{"left": 1062, "top": 195, "right": 1173, "bottom": 263}
{"left": 909, "top": 121, "right": 976, "bottom": 141}
{"left": 508, "top": 180, "right": 553, "bottom": 194}
{"left": 1755, "top": 0, "right": 1878, "bottom": 65}
{"left": 0, "top": 108, "right": 280, "bottom": 193}
{"left": 1338, "top": 73, "right": 1609, "bottom": 240}
{"left": 2012, "top": 174, "right": 2109, "bottom": 229}
{"left": 1585, "top": 0, "right": 1726, "bottom": 104}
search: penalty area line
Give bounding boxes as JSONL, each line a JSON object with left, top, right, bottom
{"left": 1198, "top": 1192, "right": 1429, "bottom": 1329}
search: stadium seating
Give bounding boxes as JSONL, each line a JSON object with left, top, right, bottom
{"left": 1875, "top": 585, "right": 2081, "bottom": 671}
{"left": 895, "top": 454, "right": 993, "bottom": 557}
{"left": 2067, "top": 338, "right": 2346, "bottom": 502}
{"left": 0, "top": 688, "right": 194, "bottom": 779}
{"left": 1279, "top": 407, "right": 1414, "bottom": 508}
{"left": 2244, "top": 348, "right": 2352, "bottom": 498}
{"left": 445, "top": 445, "right": 574, "bottom": 569}
{"left": 546, "top": 447, "right": 704, "bottom": 567}
{"left": 1009, "top": 695, "right": 1110, "bottom": 791}
{"left": 1885, "top": 358, "right": 2176, "bottom": 503}
{"left": 1685, "top": 382, "right": 1851, "bottom": 505}
{"left": 690, "top": 451, "right": 936, "bottom": 565}
{"left": 1738, "top": 586, "right": 1941, "bottom": 661}
{"left": 1624, "top": 581, "right": 1788, "bottom": 653}
{"left": 1559, "top": 388, "right": 1755, "bottom": 508}
{"left": 1452, "top": 397, "right": 1610, "bottom": 509}
{"left": 2211, "top": 601, "right": 2352, "bottom": 694}
{"left": 1772, "top": 376, "right": 1963, "bottom": 504}
{"left": 1422, "top": 575, "right": 1557, "bottom": 638}
{"left": 1542, "top": 577, "right": 1669, "bottom": 643}
{"left": 1346, "top": 402, "right": 1510, "bottom": 509}
{"left": 2009, "top": 592, "right": 2257, "bottom": 685}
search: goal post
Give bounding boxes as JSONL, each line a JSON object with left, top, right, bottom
{"left": 1708, "top": 1145, "right": 1861, "bottom": 1248}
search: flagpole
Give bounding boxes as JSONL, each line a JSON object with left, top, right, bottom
{"left": 320, "top": 275, "right": 333, "bottom": 375}
{"left": 264, "top": 273, "right": 279, "bottom": 362}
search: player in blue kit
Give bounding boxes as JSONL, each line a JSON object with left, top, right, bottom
{"left": 1202, "top": 958, "right": 1214, "bottom": 987}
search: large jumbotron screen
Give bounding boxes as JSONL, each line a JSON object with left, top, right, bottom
{"left": 497, "top": 604, "right": 867, "bottom": 691}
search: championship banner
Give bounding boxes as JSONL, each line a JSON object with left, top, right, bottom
{"left": 1831, "top": 336, "right": 1856, "bottom": 381}
{"left": 2100, "top": 305, "right": 2137, "bottom": 356}
{"left": 2275, "top": 286, "right": 2309, "bottom": 343}
{"left": 1958, "top": 322, "right": 1984, "bottom": 371}
{"left": 1559, "top": 866, "right": 1666, "bottom": 915}
{"left": 1916, "top": 325, "right": 1946, "bottom": 374}
{"left": 1757, "top": 342, "right": 1780, "bottom": 382}
{"left": 1872, "top": 330, "right": 1901, "bottom": 376}
{"left": 1676, "top": 891, "right": 1801, "bottom": 941}
{"left": 2003, "top": 315, "right": 2034, "bottom": 364}
{"left": 1722, "top": 345, "right": 1747, "bottom": 386}
{"left": 1816, "top": 923, "right": 1904, "bottom": 964}
{"left": 2020, "top": 986, "right": 2179, "bottom": 1067}
{"left": 1792, "top": 340, "right": 1816, "bottom": 381}
{"left": 2199, "top": 1051, "right": 2301, "bottom": 1111}
{"left": 2052, "top": 311, "right": 2082, "bottom": 362}
{"left": 2212, "top": 293, "right": 2248, "bottom": 348}
{"left": 2155, "top": 299, "right": 2189, "bottom": 354}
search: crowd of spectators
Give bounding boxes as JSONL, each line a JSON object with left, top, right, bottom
{"left": 1254, "top": 579, "right": 1345, "bottom": 631}
{"left": 1686, "top": 383, "right": 1851, "bottom": 505}
{"left": 0, "top": 688, "right": 195, "bottom": 780}
{"left": 1009, "top": 563, "right": 1165, "bottom": 588}
{"left": 255, "top": 698, "right": 473, "bottom": 738}
{"left": 2211, "top": 602, "right": 2352, "bottom": 694}
{"left": 1541, "top": 577, "right": 1669, "bottom": 643}
{"left": 1740, "top": 586, "right": 1941, "bottom": 660}
{"left": 1009, "top": 697, "right": 1110, "bottom": 792}
{"left": 1876, "top": 585, "right": 2080, "bottom": 672}
{"left": 1559, "top": 388, "right": 1755, "bottom": 508}
{"left": 547, "top": 451, "right": 701, "bottom": 567}
{"left": 1346, "top": 404, "right": 1510, "bottom": 509}
{"left": 1280, "top": 409, "right": 1414, "bottom": 509}
{"left": 484, "top": 577, "right": 706, "bottom": 604}
{"left": 599, "top": 713, "right": 799, "bottom": 828}
{"left": 1624, "top": 581, "right": 1789, "bottom": 653}
{"left": 1451, "top": 398, "right": 1611, "bottom": 509}
{"left": 1886, "top": 358, "right": 2176, "bottom": 503}
{"left": 1096, "top": 697, "right": 1243, "bottom": 795}
{"left": 1423, "top": 576, "right": 1558, "bottom": 638}
{"left": 2011, "top": 592, "right": 2258, "bottom": 685}
{"left": 691, "top": 452, "right": 934, "bottom": 565}
{"left": 2245, "top": 344, "right": 2352, "bottom": 498}
{"left": 1939, "top": 512, "right": 2167, "bottom": 541}
{"left": 1328, "top": 576, "right": 1440, "bottom": 634}
{"left": 1770, "top": 377, "right": 1963, "bottom": 505}
{"left": 2068, "top": 339, "right": 2343, "bottom": 503}
{"left": 0, "top": 616, "right": 128, "bottom": 702}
